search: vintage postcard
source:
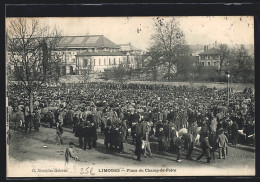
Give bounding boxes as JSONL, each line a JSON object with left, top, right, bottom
{"left": 6, "top": 16, "right": 255, "bottom": 177}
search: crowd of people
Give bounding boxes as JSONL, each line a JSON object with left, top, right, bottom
{"left": 8, "top": 81, "right": 255, "bottom": 163}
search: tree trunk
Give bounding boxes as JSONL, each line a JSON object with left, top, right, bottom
{"left": 168, "top": 65, "right": 171, "bottom": 81}
{"left": 29, "top": 92, "right": 33, "bottom": 114}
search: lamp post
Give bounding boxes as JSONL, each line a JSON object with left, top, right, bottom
{"left": 227, "top": 73, "right": 230, "bottom": 107}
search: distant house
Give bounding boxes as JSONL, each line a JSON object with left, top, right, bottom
{"left": 118, "top": 43, "right": 143, "bottom": 69}
{"left": 75, "top": 50, "right": 126, "bottom": 73}
{"left": 198, "top": 46, "right": 220, "bottom": 67}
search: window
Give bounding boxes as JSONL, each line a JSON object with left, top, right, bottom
{"left": 104, "top": 59, "right": 106, "bottom": 65}
{"left": 109, "top": 58, "right": 111, "bottom": 65}
{"left": 213, "top": 62, "right": 216, "bottom": 66}
{"left": 114, "top": 58, "right": 116, "bottom": 65}
{"left": 99, "top": 59, "right": 101, "bottom": 65}
{"left": 83, "top": 59, "right": 88, "bottom": 67}
{"left": 119, "top": 58, "right": 121, "bottom": 64}
{"left": 201, "top": 62, "right": 204, "bottom": 66}
{"left": 208, "top": 62, "right": 210, "bottom": 66}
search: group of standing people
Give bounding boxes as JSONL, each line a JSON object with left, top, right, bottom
{"left": 8, "top": 81, "right": 255, "bottom": 164}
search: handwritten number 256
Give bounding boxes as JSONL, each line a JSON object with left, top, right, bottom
{"left": 80, "top": 167, "right": 94, "bottom": 176}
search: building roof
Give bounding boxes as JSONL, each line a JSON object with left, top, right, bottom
{"left": 56, "top": 35, "right": 120, "bottom": 49}
{"left": 198, "top": 48, "right": 219, "bottom": 55}
{"left": 118, "top": 43, "right": 141, "bottom": 52}
{"left": 76, "top": 50, "right": 125, "bottom": 57}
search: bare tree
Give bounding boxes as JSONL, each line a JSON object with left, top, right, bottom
{"left": 7, "top": 18, "right": 62, "bottom": 114}
{"left": 151, "top": 17, "right": 189, "bottom": 80}
{"left": 229, "top": 45, "right": 254, "bottom": 83}
{"left": 217, "top": 44, "right": 230, "bottom": 75}
{"left": 146, "top": 45, "right": 163, "bottom": 80}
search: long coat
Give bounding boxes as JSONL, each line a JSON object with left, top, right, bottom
{"left": 104, "top": 126, "right": 112, "bottom": 144}
{"left": 217, "top": 133, "right": 228, "bottom": 148}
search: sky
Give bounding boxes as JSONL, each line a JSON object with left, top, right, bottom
{"left": 6, "top": 16, "right": 254, "bottom": 51}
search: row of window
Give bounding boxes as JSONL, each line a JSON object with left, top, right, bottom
{"left": 56, "top": 48, "right": 118, "bottom": 55}
{"left": 83, "top": 58, "right": 122, "bottom": 67}
{"left": 200, "top": 55, "right": 219, "bottom": 60}
{"left": 200, "top": 61, "right": 218, "bottom": 66}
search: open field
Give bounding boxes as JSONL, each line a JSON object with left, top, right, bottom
{"left": 58, "top": 75, "right": 254, "bottom": 93}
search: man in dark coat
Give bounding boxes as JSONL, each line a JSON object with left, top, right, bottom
{"left": 67, "top": 109, "right": 74, "bottom": 126}
{"left": 25, "top": 113, "right": 33, "bottom": 133}
{"left": 157, "top": 127, "right": 167, "bottom": 152}
{"left": 104, "top": 124, "right": 113, "bottom": 151}
{"left": 167, "top": 110, "right": 175, "bottom": 123}
{"left": 75, "top": 121, "right": 84, "bottom": 149}
{"left": 231, "top": 121, "right": 238, "bottom": 146}
{"left": 47, "top": 110, "right": 55, "bottom": 128}
{"left": 82, "top": 121, "right": 90, "bottom": 150}
{"left": 115, "top": 123, "right": 125, "bottom": 153}
{"left": 208, "top": 130, "right": 217, "bottom": 160}
{"left": 197, "top": 132, "right": 212, "bottom": 163}
{"left": 100, "top": 115, "right": 107, "bottom": 134}
{"left": 33, "top": 109, "right": 41, "bottom": 132}
{"left": 135, "top": 120, "right": 143, "bottom": 161}
{"left": 88, "top": 122, "right": 97, "bottom": 149}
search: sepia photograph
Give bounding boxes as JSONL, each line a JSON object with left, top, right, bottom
{"left": 6, "top": 16, "right": 255, "bottom": 177}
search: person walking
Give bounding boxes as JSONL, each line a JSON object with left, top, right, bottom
{"left": 197, "top": 132, "right": 212, "bottom": 163}
{"left": 56, "top": 122, "right": 63, "bottom": 145}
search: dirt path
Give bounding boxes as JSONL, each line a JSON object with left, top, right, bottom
{"left": 7, "top": 126, "right": 255, "bottom": 177}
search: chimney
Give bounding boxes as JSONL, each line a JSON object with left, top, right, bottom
{"left": 204, "top": 46, "right": 206, "bottom": 52}
{"left": 206, "top": 46, "right": 208, "bottom": 51}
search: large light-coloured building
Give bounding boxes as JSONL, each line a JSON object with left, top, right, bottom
{"left": 55, "top": 35, "right": 127, "bottom": 74}
{"left": 198, "top": 46, "right": 220, "bottom": 67}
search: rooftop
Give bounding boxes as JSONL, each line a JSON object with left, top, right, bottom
{"left": 198, "top": 48, "right": 219, "bottom": 55}
{"left": 56, "top": 35, "right": 120, "bottom": 49}
{"left": 118, "top": 43, "right": 141, "bottom": 52}
{"left": 76, "top": 50, "right": 125, "bottom": 56}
